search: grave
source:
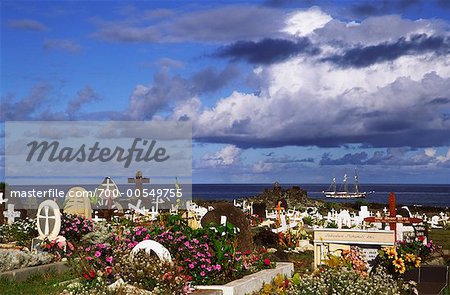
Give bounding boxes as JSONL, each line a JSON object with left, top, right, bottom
{"left": 36, "top": 200, "right": 61, "bottom": 241}
{"left": 313, "top": 228, "right": 395, "bottom": 269}
{"left": 4, "top": 203, "right": 20, "bottom": 225}
{"left": 200, "top": 202, "right": 253, "bottom": 251}
{"left": 63, "top": 186, "right": 92, "bottom": 219}
{"left": 131, "top": 240, "right": 172, "bottom": 263}
{"left": 128, "top": 170, "right": 150, "bottom": 198}
{"left": 364, "top": 193, "right": 422, "bottom": 241}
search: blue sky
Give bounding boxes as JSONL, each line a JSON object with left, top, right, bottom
{"left": 1, "top": 0, "right": 450, "bottom": 184}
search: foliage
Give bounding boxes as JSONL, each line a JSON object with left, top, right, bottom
{"left": 278, "top": 229, "right": 311, "bottom": 249}
{"left": 0, "top": 218, "right": 38, "bottom": 247}
{"left": 377, "top": 240, "right": 437, "bottom": 275}
{"left": 0, "top": 250, "right": 54, "bottom": 272}
{"left": 245, "top": 212, "right": 263, "bottom": 226}
{"left": 287, "top": 267, "right": 417, "bottom": 295}
{"left": 111, "top": 250, "right": 191, "bottom": 294}
{"left": 69, "top": 242, "right": 114, "bottom": 282}
{"left": 41, "top": 237, "right": 75, "bottom": 261}
{"left": 80, "top": 221, "right": 112, "bottom": 246}
{"left": 60, "top": 214, "right": 94, "bottom": 245}
{"left": 324, "top": 247, "right": 368, "bottom": 277}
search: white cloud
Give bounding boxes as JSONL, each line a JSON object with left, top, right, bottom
{"left": 200, "top": 145, "right": 242, "bottom": 168}
{"left": 282, "top": 7, "right": 332, "bottom": 37}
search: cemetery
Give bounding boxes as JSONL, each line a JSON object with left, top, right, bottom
{"left": 0, "top": 182, "right": 449, "bottom": 295}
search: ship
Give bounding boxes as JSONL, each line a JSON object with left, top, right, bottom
{"left": 322, "top": 171, "right": 367, "bottom": 199}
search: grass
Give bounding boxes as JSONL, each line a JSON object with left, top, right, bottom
{"left": 0, "top": 270, "right": 78, "bottom": 295}
{"left": 428, "top": 228, "right": 450, "bottom": 252}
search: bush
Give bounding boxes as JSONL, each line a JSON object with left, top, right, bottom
{"left": 0, "top": 218, "right": 38, "bottom": 247}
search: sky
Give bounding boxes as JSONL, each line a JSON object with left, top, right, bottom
{"left": 1, "top": 0, "right": 450, "bottom": 184}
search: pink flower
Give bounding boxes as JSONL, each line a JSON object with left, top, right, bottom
{"left": 215, "top": 264, "right": 221, "bottom": 271}
{"left": 200, "top": 271, "right": 206, "bottom": 277}
{"left": 189, "top": 263, "right": 195, "bottom": 269}
{"left": 95, "top": 251, "right": 102, "bottom": 258}
{"left": 86, "top": 256, "right": 93, "bottom": 261}
{"left": 263, "top": 258, "right": 271, "bottom": 266}
{"left": 106, "top": 256, "right": 113, "bottom": 263}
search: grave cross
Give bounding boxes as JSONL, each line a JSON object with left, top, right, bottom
{"left": 128, "top": 171, "right": 150, "bottom": 198}
{"left": 364, "top": 192, "right": 422, "bottom": 241}
{"left": 4, "top": 204, "right": 20, "bottom": 225}
{"left": 275, "top": 200, "right": 285, "bottom": 227}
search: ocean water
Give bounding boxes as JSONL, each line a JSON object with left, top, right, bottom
{"left": 192, "top": 183, "right": 450, "bottom": 208}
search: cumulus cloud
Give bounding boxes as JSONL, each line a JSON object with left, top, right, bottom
{"left": 175, "top": 6, "right": 450, "bottom": 149}
{"left": 200, "top": 145, "right": 242, "bottom": 168}
{"left": 7, "top": 19, "right": 48, "bottom": 31}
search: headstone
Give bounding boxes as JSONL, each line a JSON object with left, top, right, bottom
{"left": 131, "top": 240, "right": 172, "bottom": 263}
{"left": 36, "top": 200, "right": 61, "bottom": 240}
{"left": 4, "top": 204, "right": 20, "bottom": 225}
{"left": 200, "top": 202, "right": 253, "bottom": 251}
{"left": 252, "top": 203, "right": 266, "bottom": 218}
{"left": 63, "top": 186, "right": 92, "bottom": 219}
{"left": 96, "top": 177, "right": 123, "bottom": 220}
{"left": 313, "top": 228, "right": 395, "bottom": 269}
{"left": 128, "top": 170, "right": 150, "bottom": 198}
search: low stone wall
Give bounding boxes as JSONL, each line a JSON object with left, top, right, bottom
{"left": 0, "top": 261, "right": 69, "bottom": 282}
{"left": 196, "top": 262, "right": 294, "bottom": 295}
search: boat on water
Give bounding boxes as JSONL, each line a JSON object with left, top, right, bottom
{"left": 322, "top": 171, "right": 367, "bottom": 199}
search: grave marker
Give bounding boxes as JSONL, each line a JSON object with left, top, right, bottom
{"left": 364, "top": 193, "right": 422, "bottom": 241}
{"left": 63, "top": 186, "right": 92, "bottom": 219}
{"left": 4, "top": 203, "right": 20, "bottom": 225}
{"left": 128, "top": 171, "right": 150, "bottom": 198}
{"left": 131, "top": 240, "right": 172, "bottom": 263}
{"left": 36, "top": 200, "right": 61, "bottom": 240}
{"left": 313, "top": 228, "right": 395, "bottom": 269}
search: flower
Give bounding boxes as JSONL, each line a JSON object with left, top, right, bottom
{"left": 393, "top": 257, "right": 405, "bottom": 273}
{"left": 386, "top": 247, "right": 397, "bottom": 259}
{"left": 414, "top": 257, "right": 421, "bottom": 268}
{"left": 106, "top": 256, "right": 113, "bottom": 263}
{"left": 264, "top": 258, "right": 271, "bottom": 266}
{"left": 95, "top": 251, "right": 102, "bottom": 258}
{"left": 105, "top": 266, "right": 112, "bottom": 276}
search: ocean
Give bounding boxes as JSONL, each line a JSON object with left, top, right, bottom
{"left": 191, "top": 183, "right": 450, "bottom": 208}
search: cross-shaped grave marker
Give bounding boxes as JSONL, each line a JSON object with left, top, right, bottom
{"left": 128, "top": 171, "right": 150, "bottom": 198}
{"left": 275, "top": 200, "right": 285, "bottom": 228}
{"left": 364, "top": 192, "right": 422, "bottom": 241}
{"left": 4, "top": 203, "right": 20, "bottom": 225}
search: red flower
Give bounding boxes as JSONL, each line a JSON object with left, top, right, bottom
{"left": 105, "top": 266, "right": 112, "bottom": 276}
{"left": 263, "top": 258, "right": 271, "bottom": 266}
{"left": 89, "top": 270, "right": 96, "bottom": 279}
{"left": 285, "top": 278, "right": 289, "bottom": 288}
{"left": 83, "top": 273, "right": 90, "bottom": 280}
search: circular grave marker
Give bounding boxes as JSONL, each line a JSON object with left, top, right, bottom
{"left": 37, "top": 200, "right": 61, "bottom": 240}
{"left": 131, "top": 240, "right": 172, "bottom": 263}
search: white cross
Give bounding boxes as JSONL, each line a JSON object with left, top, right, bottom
{"left": 38, "top": 205, "right": 57, "bottom": 235}
{"left": 4, "top": 204, "right": 20, "bottom": 225}
{"left": 103, "top": 177, "right": 116, "bottom": 191}
{"left": 0, "top": 192, "right": 7, "bottom": 205}
{"left": 128, "top": 200, "right": 147, "bottom": 215}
